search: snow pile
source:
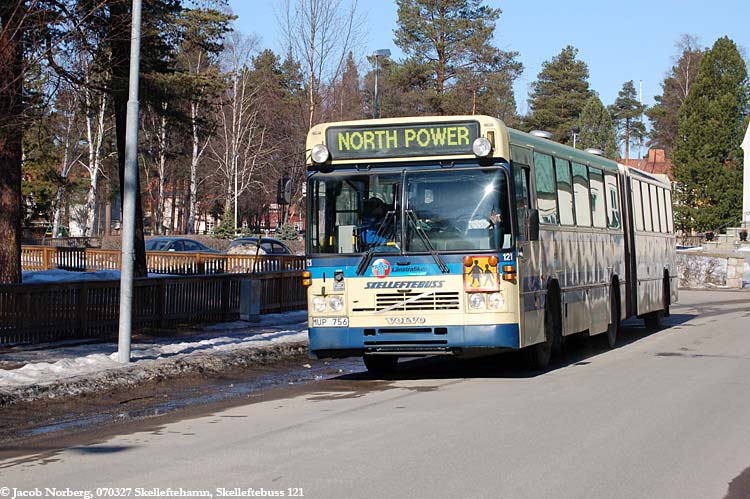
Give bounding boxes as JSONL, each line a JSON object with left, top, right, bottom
{"left": 0, "top": 311, "right": 310, "bottom": 405}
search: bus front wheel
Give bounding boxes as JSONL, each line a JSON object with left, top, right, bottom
{"left": 526, "top": 303, "right": 555, "bottom": 370}
{"left": 363, "top": 355, "right": 398, "bottom": 375}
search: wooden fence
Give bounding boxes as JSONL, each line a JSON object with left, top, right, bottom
{"left": 0, "top": 271, "right": 307, "bottom": 347}
{"left": 21, "top": 246, "right": 306, "bottom": 274}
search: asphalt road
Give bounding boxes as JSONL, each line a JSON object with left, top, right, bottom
{"left": 2, "top": 289, "right": 750, "bottom": 499}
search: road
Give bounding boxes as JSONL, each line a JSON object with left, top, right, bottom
{"left": 2, "top": 289, "right": 750, "bottom": 499}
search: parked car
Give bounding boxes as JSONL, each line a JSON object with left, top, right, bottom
{"left": 145, "top": 237, "right": 220, "bottom": 253}
{"left": 225, "top": 237, "right": 292, "bottom": 255}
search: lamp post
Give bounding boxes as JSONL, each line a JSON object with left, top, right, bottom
{"left": 571, "top": 125, "right": 580, "bottom": 149}
{"left": 372, "top": 49, "right": 390, "bottom": 119}
{"left": 118, "top": 0, "right": 143, "bottom": 363}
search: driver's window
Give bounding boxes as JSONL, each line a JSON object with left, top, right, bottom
{"left": 405, "top": 169, "right": 509, "bottom": 252}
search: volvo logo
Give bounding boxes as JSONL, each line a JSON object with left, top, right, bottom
{"left": 385, "top": 317, "right": 426, "bottom": 325}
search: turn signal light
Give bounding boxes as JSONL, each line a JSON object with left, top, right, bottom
{"left": 488, "top": 255, "right": 498, "bottom": 267}
{"left": 502, "top": 272, "right": 516, "bottom": 282}
{"left": 502, "top": 265, "right": 515, "bottom": 273}
{"left": 302, "top": 270, "right": 312, "bottom": 287}
{"left": 463, "top": 255, "right": 474, "bottom": 267}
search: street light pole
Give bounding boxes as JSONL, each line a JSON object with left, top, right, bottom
{"left": 372, "top": 49, "right": 390, "bottom": 119}
{"left": 117, "top": 0, "right": 143, "bottom": 363}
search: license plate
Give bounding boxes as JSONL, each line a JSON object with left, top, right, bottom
{"left": 312, "top": 317, "right": 349, "bottom": 328}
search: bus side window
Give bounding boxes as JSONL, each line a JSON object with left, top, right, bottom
{"left": 572, "top": 162, "right": 591, "bottom": 227}
{"left": 657, "top": 187, "right": 667, "bottom": 233}
{"left": 589, "top": 168, "right": 606, "bottom": 228}
{"left": 651, "top": 185, "right": 666, "bottom": 232}
{"left": 604, "top": 172, "right": 621, "bottom": 229}
{"left": 641, "top": 182, "right": 653, "bottom": 231}
{"left": 632, "top": 179, "right": 644, "bottom": 231}
{"left": 665, "top": 190, "right": 674, "bottom": 233}
{"left": 534, "top": 152, "right": 558, "bottom": 224}
{"left": 555, "top": 158, "right": 575, "bottom": 226}
{"left": 512, "top": 163, "right": 530, "bottom": 239}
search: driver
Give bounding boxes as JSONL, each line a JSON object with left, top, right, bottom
{"left": 361, "top": 197, "right": 388, "bottom": 246}
{"left": 488, "top": 208, "right": 504, "bottom": 248}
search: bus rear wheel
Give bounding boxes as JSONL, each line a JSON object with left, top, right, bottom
{"left": 603, "top": 285, "right": 619, "bottom": 349}
{"left": 363, "top": 355, "right": 398, "bottom": 375}
{"left": 644, "top": 279, "right": 668, "bottom": 331}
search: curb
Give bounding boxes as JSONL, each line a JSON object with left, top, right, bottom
{"left": 0, "top": 341, "right": 308, "bottom": 407}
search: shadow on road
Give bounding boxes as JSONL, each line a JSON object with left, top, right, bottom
{"left": 334, "top": 312, "right": 697, "bottom": 383}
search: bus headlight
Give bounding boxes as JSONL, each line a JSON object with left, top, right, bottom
{"left": 472, "top": 137, "right": 492, "bottom": 157}
{"left": 328, "top": 295, "right": 344, "bottom": 312}
{"left": 312, "top": 296, "right": 327, "bottom": 313}
{"left": 488, "top": 292, "right": 505, "bottom": 309}
{"left": 311, "top": 144, "right": 330, "bottom": 163}
{"left": 469, "top": 293, "right": 486, "bottom": 310}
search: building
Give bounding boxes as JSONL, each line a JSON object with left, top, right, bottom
{"left": 621, "top": 149, "right": 673, "bottom": 184}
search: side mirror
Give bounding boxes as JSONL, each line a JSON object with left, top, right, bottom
{"left": 527, "top": 208, "right": 540, "bottom": 241}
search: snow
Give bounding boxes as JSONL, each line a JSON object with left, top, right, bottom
{"left": 0, "top": 311, "right": 310, "bottom": 402}
{"left": 22, "top": 269, "right": 171, "bottom": 283}
{"left": 3, "top": 270, "right": 312, "bottom": 404}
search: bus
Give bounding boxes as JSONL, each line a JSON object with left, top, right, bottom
{"left": 302, "top": 115, "right": 677, "bottom": 373}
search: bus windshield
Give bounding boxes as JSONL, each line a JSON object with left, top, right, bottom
{"left": 307, "top": 167, "right": 512, "bottom": 255}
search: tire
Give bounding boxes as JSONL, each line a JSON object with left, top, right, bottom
{"left": 526, "top": 302, "right": 555, "bottom": 370}
{"left": 644, "top": 310, "right": 664, "bottom": 331}
{"left": 644, "top": 279, "right": 668, "bottom": 331}
{"left": 363, "top": 355, "right": 398, "bottom": 375}
{"left": 603, "top": 285, "right": 619, "bottom": 349}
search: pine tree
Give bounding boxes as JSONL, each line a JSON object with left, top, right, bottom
{"left": 577, "top": 95, "right": 617, "bottom": 159}
{"left": 331, "top": 52, "right": 365, "bottom": 121}
{"left": 672, "top": 36, "right": 749, "bottom": 233}
{"left": 394, "top": 0, "right": 521, "bottom": 115}
{"left": 524, "top": 46, "right": 592, "bottom": 144}
{"left": 645, "top": 35, "right": 704, "bottom": 156}
{"left": 610, "top": 80, "right": 646, "bottom": 163}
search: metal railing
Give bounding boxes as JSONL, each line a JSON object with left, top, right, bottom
{"left": 0, "top": 271, "right": 306, "bottom": 347}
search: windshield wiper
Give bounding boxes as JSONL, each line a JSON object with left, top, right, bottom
{"left": 406, "top": 209, "right": 449, "bottom": 274}
{"left": 356, "top": 209, "right": 397, "bottom": 276}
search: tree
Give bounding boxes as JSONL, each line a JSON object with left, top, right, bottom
{"left": 394, "top": 0, "right": 521, "bottom": 116}
{"left": 610, "top": 80, "right": 646, "bottom": 163}
{"left": 672, "top": 36, "right": 750, "bottom": 233}
{"left": 646, "top": 35, "right": 704, "bottom": 156}
{"left": 577, "top": 94, "right": 617, "bottom": 159}
{"left": 330, "top": 52, "right": 365, "bottom": 121}
{"left": 0, "top": 2, "right": 28, "bottom": 283}
{"left": 279, "top": 0, "right": 362, "bottom": 129}
{"left": 524, "top": 46, "right": 592, "bottom": 144}
{"left": 208, "top": 33, "right": 272, "bottom": 231}
{"left": 175, "top": 5, "right": 233, "bottom": 234}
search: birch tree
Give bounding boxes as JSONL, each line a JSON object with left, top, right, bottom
{"left": 208, "top": 33, "right": 272, "bottom": 231}
{"left": 51, "top": 86, "right": 83, "bottom": 238}
{"left": 176, "top": 6, "right": 232, "bottom": 234}
{"left": 279, "top": 0, "right": 363, "bottom": 129}
{"left": 79, "top": 64, "right": 109, "bottom": 237}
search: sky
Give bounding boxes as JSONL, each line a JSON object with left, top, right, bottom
{"left": 227, "top": 0, "right": 750, "bottom": 117}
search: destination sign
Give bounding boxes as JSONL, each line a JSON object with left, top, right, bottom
{"left": 326, "top": 121, "right": 479, "bottom": 160}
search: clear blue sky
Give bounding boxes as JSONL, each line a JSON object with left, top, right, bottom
{"left": 228, "top": 0, "right": 749, "bottom": 114}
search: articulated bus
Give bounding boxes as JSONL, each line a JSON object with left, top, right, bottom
{"left": 302, "top": 115, "right": 677, "bottom": 373}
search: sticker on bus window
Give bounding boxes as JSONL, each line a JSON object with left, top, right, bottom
{"left": 464, "top": 256, "right": 499, "bottom": 292}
